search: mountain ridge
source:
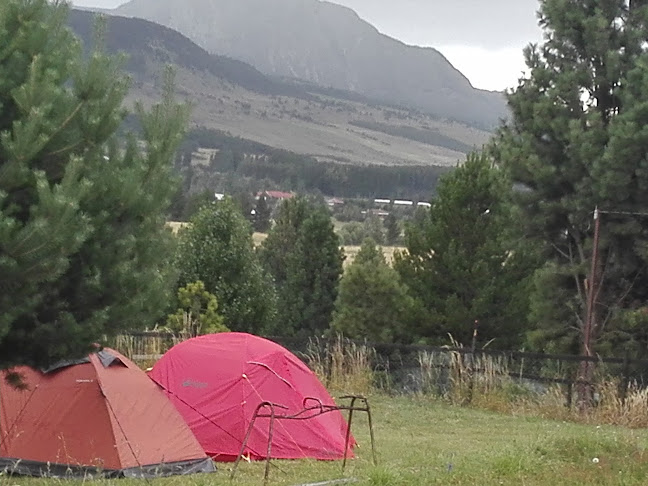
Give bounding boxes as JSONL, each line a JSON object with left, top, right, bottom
{"left": 109, "top": 0, "right": 507, "bottom": 129}
{"left": 68, "top": 9, "right": 491, "bottom": 168}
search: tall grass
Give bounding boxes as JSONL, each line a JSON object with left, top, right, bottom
{"left": 110, "top": 332, "right": 181, "bottom": 368}
{"left": 512, "top": 380, "right": 648, "bottom": 428}
{"left": 304, "top": 335, "right": 648, "bottom": 428}
{"left": 415, "top": 347, "right": 648, "bottom": 428}
{"left": 305, "top": 336, "right": 375, "bottom": 395}
{"left": 110, "top": 331, "right": 648, "bottom": 428}
{"left": 417, "top": 347, "right": 518, "bottom": 406}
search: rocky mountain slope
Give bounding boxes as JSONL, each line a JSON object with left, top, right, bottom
{"left": 109, "top": 0, "right": 507, "bottom": 130}
{"left": 69, "top": 9, "right": 491, "bottom": 168}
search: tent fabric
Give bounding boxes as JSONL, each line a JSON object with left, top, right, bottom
{"left": 0, "top": 348, "right": 215, "bottom": 478}
{"left": 149, "top": 333, "right": 355, "bottom": 462}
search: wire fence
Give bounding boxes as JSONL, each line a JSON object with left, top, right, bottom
{"left": 271, "top": 337, "right": 648, "bottom": 406}
{"left": 111, "top": 332, "right": 648, "bottom": 407}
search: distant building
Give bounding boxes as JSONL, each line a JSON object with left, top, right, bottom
{"left": 374, "top": 198, "right": 391, "bottom": 205}
{"left": 417, "top": 202, "right": 431, "bottom": 208}
{"left": 214, "top": 192, "right": 225, "bottom": 201}
{"left": 367, "top": 209, "right": 390, "bottom": 218}
{"left": 393, "top": 200, "right": 414, "bottom": 206}
{"left": 326, "top": 197, "right": 345, "bottom": 207}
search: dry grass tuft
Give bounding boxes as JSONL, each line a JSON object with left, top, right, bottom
{"left": 415, "top": 341, "right": 648, "bottom": 428}
{"left": 110, "top": 332, "right": 182, "bottom": 369}
{"left": 305, "top": 336, "right": 375, "bottom": 395}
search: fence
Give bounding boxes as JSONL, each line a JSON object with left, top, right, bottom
{"left": 272, "top": 337, "right": 648, "bottom": 406}
{"left": 110, "top": 332, "right": 648, "bottom": 407}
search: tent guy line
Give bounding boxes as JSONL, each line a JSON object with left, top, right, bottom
{"left": 242, "top": 373, "right": 310, "bottom": 459}
{"left": 151, "top": 378, "right": 279, "bottom": 466}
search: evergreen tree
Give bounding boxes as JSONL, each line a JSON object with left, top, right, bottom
{"left": 260, "top": 196, "right": 344, "bottom": 336}
{"left": 384, "top": 213, "right": 401, "bottom": 245}
{"left": 332, "top": 238, "right": 415, "bottom": 342}
{"left": 394, "top": 153, "right": 535, "bottom": 348}
{"left": 231, "top": 190, "right": 255, "bottom": 221}
{"left": 175, "top": 199, "right": 277, "bottom": 333}
{"left": 338, "top": 222, "right": 365, "bottom": 245}
{"left": 166, "top": 280, "right": 229, "bottom": 338}
{"left": 252, "top": 194, "right": 272, "bottom": 232}
{"left": 362, "top": 214, "right": 385, "bottom": 244}
{"left": 491, "top": 0, "right": 648, "bottom": 355}
{"left": 0, "top": 0, "right": 187, "bottom": 370}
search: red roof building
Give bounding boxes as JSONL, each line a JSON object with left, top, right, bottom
{"left": 257, "top": 190, "right": 294, "bottom": 200}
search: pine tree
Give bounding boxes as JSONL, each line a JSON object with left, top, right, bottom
{"left": 166, "top": 280, "right": 228, "bottom": 338}
{"left": 394, "top": 153, "right": 535, "bottom": 348}
{"left": 491, "top": 0, "right": 648, "bottom": 356}
{"left": 175, "top": 199, "right": 278, "bottom": 333}
{"left": 253, "top": 194, "right": 272, "bottom": 232}
{"left": 384, "top": 213, "right": 401, "bottom": 245}
{"left": 260, "top": 196, "right": 344, "bottom": 336}
{"left": 362, "top": 214, "right": 385, "bottom": 244}
{"left": 332, "top": 238, "right": 415, "bottom": 342}
{"left": 0, "top": 0, "right": 188, "bottom": 370}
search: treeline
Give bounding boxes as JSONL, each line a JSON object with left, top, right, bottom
{"left": 176, "top": 127, "right": 450, "bottom": 199}
{"left": 168, "top": 154, "right": 533, "bottom": 351}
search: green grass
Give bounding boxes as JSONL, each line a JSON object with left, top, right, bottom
{"left": 11, "top": 395, "right": 648, "bottom": 485}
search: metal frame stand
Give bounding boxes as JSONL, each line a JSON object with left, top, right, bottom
{"left": 230, "top": 395, "right": 377, "bottom": 485}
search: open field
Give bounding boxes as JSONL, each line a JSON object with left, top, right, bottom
{"left": 254, "top": 232, "right": 403, "bottom": 266}
{"left": 171, "top": 227, "right": 404, "bottom": 267}
{"left": 15, "top": 395, "right": 648, "bottom": 486}
{"left": 342, "top": 245, "right": 404, "bottom": 267}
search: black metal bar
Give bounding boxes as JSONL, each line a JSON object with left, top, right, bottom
{"left": 264, "top": 405, "right": 277, "bottom": 486}
{"left": 303, "top": 396, "right": 324, "bottom": 410}
{"left": 231, "top": 402, "right": 267, "bottom": 480}
{"left": 364, "top": 398, "right": 377, "bottom": 466}
{"left": 341, "top": 397, "right": 356, "bottom": 473}
{"left": 231, "top": 396, "right": 376, "bottom": 483}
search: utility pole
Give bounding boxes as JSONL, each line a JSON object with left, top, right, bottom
{"left": 583, "top": 207, "right": 601, "bottom": 358}
{"left": 578, "top": 207, "right": 601, "bottom": 408}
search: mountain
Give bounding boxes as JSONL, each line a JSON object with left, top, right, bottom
{"left": 68, "top": 9, "right": 300, "bottom": 97}
{"left": 68, "top": 9, "right": 491, "bottom": 168}
{"left": 110, "top": 0, "right": 507, "bottom": 130}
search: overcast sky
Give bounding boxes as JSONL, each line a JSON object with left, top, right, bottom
{"left": 69, "top": 0, "right": 544, "bottom": 91}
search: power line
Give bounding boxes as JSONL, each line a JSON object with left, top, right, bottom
{"left": 598, "top": 209, "right": 648, "bottom": 217}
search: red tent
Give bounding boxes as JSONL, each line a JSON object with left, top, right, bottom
{"left": 0, "top": 349, "right": 214, "bottom": 478}
{"left": 149, "top": 333, "right": 354, "bottom": 462}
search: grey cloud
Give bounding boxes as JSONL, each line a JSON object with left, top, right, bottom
{"left": 330, "top": 0, "right": 543, "bottom": 49}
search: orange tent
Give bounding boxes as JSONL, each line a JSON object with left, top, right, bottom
{"left": 0, "top": 349, "right": 214, "bottom": 478}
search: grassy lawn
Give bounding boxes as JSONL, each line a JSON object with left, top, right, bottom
{"left": 13, "top": 395, "right": 648, "bottom": 485}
